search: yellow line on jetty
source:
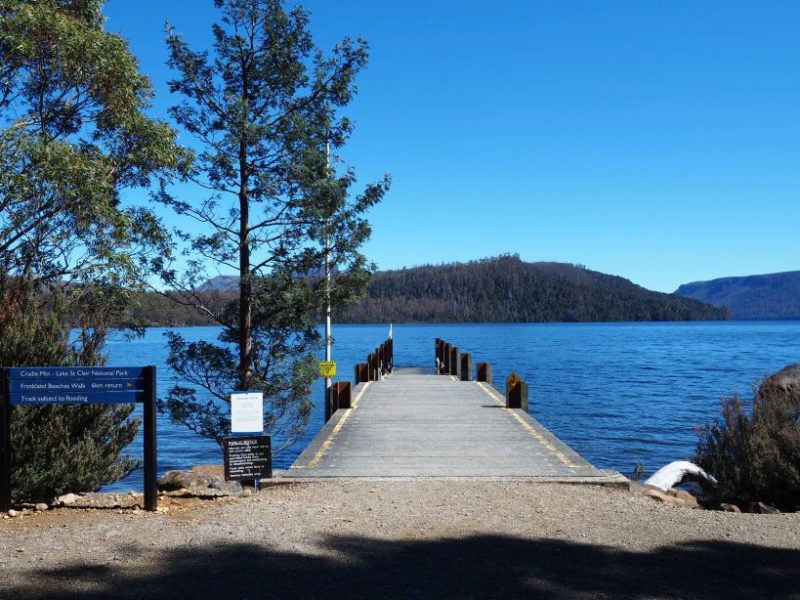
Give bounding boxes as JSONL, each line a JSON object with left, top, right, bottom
{"left": 351, "top": 380, "right": 370, "bottom": 409}
{"left": 476, "top": 382, "right": 504, "bottom": 406}
{"left": 305, "top": 382, "right": 371, "bottom": 468}
{"left": 476, "top": 381, "right": 579, "bottom": 469}
{"left": 507, "top": 411, "right": 579, "bottom": 468}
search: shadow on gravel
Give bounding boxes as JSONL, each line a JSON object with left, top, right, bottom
{"left": 9, "top": 535, "right": 800, "bottom": 599}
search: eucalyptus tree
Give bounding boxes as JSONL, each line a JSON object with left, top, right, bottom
{"left": 0, "top": 0, "right": 181, "bottom": 329}
{"left": 0, "top": 0, "right": 182, "bottom": 500}
{"left": 156, "top": 0, "right": 389, "bottom": 449}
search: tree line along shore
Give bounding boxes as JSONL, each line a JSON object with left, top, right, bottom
{"left": 111, "top": 255, "right": 729, "bottom": 327}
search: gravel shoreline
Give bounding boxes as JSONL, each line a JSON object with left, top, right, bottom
{"left": 1, "top": 479, "right": 799, "bottom": 599}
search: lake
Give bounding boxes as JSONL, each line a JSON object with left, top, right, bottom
{"left": 102, "top": 321, "right": 800, "bottom": 491}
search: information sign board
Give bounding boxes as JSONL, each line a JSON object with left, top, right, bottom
{"left": 319, "top": 361, "right": 336, "bottom": 378}
{"left": 223, "top": 435, "right": 272, "bottom": 481}
{"left": 1, "top": 365, "right": 158, "bottom": 512}
{"left": 7, "top": 367, "right": 146, "bottom": 405}
{"left": 231, "top": 391, "right": 264, "bottom": 433}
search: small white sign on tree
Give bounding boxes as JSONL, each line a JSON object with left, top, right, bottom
{"left": 230, "top": 392, "right": 264, "bottom": 433}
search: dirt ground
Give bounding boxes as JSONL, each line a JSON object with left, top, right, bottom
{"left": 1, "top": 478, "right": 799, "bottom": 599}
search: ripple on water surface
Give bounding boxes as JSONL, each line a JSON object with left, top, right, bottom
{"left": 101, "top": 321, "right": 800, "bottom": 491}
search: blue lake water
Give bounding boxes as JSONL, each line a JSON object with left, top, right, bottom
{"left": 103, "top": 321, "right": 800, "bottom": 491}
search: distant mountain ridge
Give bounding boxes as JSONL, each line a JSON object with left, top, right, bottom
{"left": 336, "top": 255, "right": 728, "bottom": 323}
{"left": 675, "top": 271, "right": 800, "bottom": 320}
{"left": 197, "top": 275, "right": 240, "bottom": 292}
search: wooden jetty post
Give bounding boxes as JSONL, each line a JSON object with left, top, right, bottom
{"left": 355, "top": 337, "right": 393, "bottom": 386}
{"left": 506, "top": 372, "right": 529, "bottom": 411}
{"left": 449, "top": 346, "right": 459, "bottom": 377}
{"left": 368, "top": 352, "right": 378, "bottom": 381}
{"left": 442, "top": 342, "right": 451, "bottom": 375}
{"left": 460, "top": 353, "right": 473, "bottom": 381}
{"left": 336, "top": 382, "right": 352, "bottom": 409}
{"left": 477, "top": 362, "right": 492, "bottom": 384}
{"left": 326, "top": 381, "right": 353, "bottom": 421}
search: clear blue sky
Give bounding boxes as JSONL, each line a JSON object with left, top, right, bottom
{"left": 106, "top": 0, "right": 799, "bottom": 293}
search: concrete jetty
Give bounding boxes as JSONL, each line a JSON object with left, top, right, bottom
{"left": 287, "top": 368, "right": 620, "bottom": 481}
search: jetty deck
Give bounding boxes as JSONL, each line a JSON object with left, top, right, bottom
{"left": 287, "top": 368, "right": 616, "bottom": 480}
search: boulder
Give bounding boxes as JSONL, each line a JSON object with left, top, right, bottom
{"left": 79, "top": 493, "right": 141, "bottom": 508}
{"left": 667, "top": 489, "right": 700, "bottom": 509}
{"left": 630, "top": 483, "right": 694, "bottom": 508}
{"left": 748, "top": 501, "right": 780, "bottom": 514}
{"left": 758, "top": 363, "right": 800, "bottom": 401}
{"left": 52, "top": 493, "right": 141, "bottom": 509}
{"left": 53, "top": 493, "right": 80, "bottom": 506}
{"left": 158, "top": 465, "right": 242, "bottom": 498}
{"left": 720, "top": 503, "right": 742, "bottom": 513}
{"left": 34, "top": 503, "right": 48, "bottom": 512}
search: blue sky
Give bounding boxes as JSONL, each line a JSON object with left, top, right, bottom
{"left": 106, "top": 0, "right": 799, "bottom": 293}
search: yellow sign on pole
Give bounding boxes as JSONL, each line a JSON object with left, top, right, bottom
{"left": 320, "top": 361, "right": 336, "bottom": 378}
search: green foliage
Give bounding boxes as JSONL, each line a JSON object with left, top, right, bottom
{"left": 11, "top": 403, "right": 138, "bottom": 503}
{"left": 337, "top": 255, "right": 730, "bottom": 323}
{"left": 0, "top": 0, "right": 181, "bottom": 291}
{"left": 0, "top": 0, "right": 180, "bottom": 500}
{"left": 155, "top": 0, "right": 388, "bottom": 450}
{"left": 1, "top": 289, "right": 138, "bottom": 503}
{"left": 695, "top": 366, "right": 800, "bottom": 511}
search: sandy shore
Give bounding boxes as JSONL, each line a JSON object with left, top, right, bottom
{"left": 1, "top": 479, "right": 799, "bottom": 599}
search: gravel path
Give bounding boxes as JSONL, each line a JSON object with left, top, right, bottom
{"left": 1, "top": 479, "right": 799, "bottom": 599}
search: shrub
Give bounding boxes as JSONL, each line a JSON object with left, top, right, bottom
{"left": 10, "top": 404, "right": 138, "bottom": 503}
{"left": 695, "top": 364, "right": 800, "bottom": 511}
{"left": 1, "top": 292, "right": 138, "bottom": 503}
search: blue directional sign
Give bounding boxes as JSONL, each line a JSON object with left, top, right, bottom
{"left": 8, "top": 367, "right": 146, "bottom": 380}
{"left": 7, "top": 367, "right": 147, "bottom": 405}
{"left": 10, "top": 390, "right": 143, "bottom": 405}
{"left": 2, "top": 364, "right": 159, "bottom": 513}
{"left": 9, "top": 378, "right": 144, "bottom": 394}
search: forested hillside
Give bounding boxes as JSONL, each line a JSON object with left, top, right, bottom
{"left": 336, "top": 255, "right": 729, "bottom": 323}
{"left": 676, "top": 271, "right": 800, "bottom": 320}
{"left": 113, "top": 291, "right": 228, "bottom": 327}
{"left": 114, "top": 255, "right": 728, "bottom": 325}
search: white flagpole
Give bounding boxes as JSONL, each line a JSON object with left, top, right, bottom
{"left": 324, "top": 140, "right": 332, "bottom": 392}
